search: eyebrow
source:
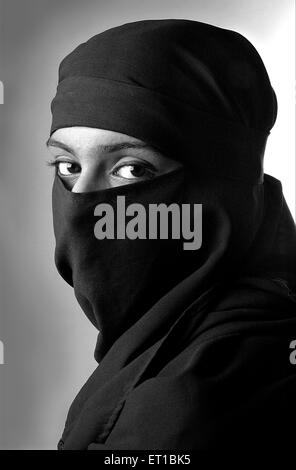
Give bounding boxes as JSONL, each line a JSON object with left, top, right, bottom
{"left": 46, "top": 137, "right": 154, "bottom": 154}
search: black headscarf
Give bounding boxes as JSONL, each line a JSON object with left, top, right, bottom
{"left": 50, "top": 19, "right": 296, "bottom": 449}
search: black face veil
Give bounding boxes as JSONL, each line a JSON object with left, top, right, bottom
{"left": 50, "top": 19, "right": 296, "bottom": 450}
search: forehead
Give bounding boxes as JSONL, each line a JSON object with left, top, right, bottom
{"left": 48, "top": 127, "right": 145, "bottom": 149}
{"left": 46, "top": 127, "right": 165, "bottom": 164}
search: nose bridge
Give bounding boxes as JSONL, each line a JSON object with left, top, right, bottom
{"left": 72, "top": 165, "right": 104, "bottom": 193}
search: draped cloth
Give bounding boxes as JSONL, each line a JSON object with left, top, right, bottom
{"left": 49, "top": 19, "right": 296, "bottom": 449}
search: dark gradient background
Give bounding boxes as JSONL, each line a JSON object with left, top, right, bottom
{"left": 0, "top": 0, "right": 295, "bottom": 450}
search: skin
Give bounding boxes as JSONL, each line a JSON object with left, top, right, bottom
{"left": 46, "top": 127, "right": 182, "bottom": 192}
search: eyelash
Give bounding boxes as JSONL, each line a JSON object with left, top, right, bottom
{"left": 46, "top": 159, "right": 157, "bottom": 178}
{"left": 46, "top": 159, "right": 65, "bottom": 171}
{"left": 111, "top": 161, "right": 155, "bottom": 179}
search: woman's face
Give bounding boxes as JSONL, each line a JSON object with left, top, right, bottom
{"left": 47, "top": 127, "right": 182, "bottom": 192}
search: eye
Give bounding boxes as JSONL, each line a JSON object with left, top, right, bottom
{"left": 111, "top": 162, "right": 155, "bottom": 180}
{"left": 56, "top": 161, "right": 81, "bottom": 176}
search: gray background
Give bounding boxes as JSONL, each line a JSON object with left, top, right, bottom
{"left": 0, "top": 0, "right": 295, "bottom": 450}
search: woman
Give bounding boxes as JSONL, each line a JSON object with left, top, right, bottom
{"left": 47, "top": 19, "right": 296, "bottom": 449}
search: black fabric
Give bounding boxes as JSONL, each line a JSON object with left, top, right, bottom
{"left": 50, "top": 19, "right": 278, "bottom": 183}
{"left": 50, "top": 19, "right": 296, "bottom": 450}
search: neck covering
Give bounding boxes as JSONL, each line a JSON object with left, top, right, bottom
{"left": 50, "top": 19, "right": 296, "bottom": 450}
